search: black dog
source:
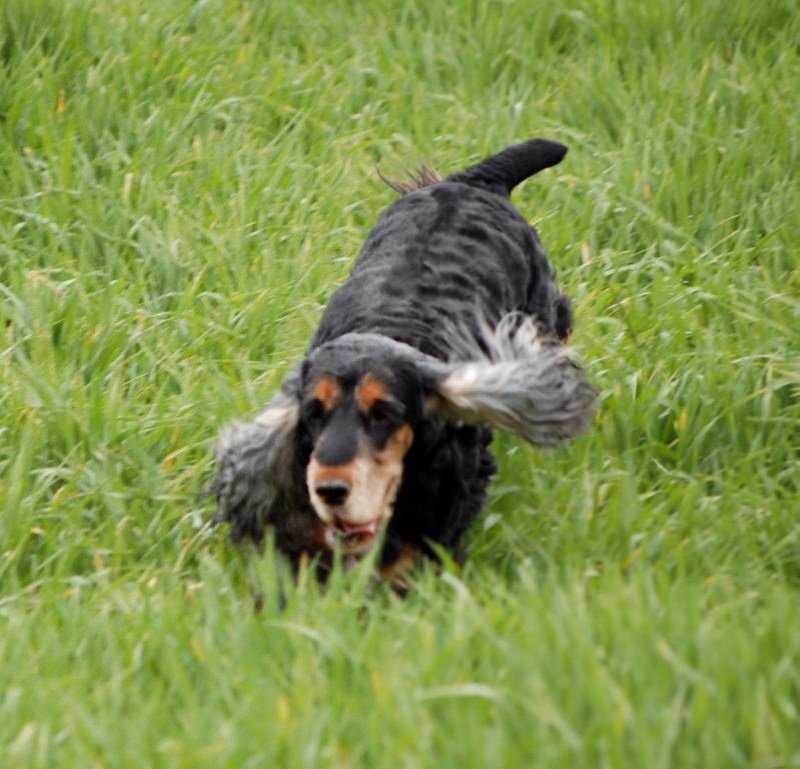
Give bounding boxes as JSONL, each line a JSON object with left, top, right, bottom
{"left": 211, "top": 139, "right": 594, "bottom": 589}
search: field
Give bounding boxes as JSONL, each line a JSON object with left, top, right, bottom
{"left": 1, "top": 0, "right": 798, "bottom": 765}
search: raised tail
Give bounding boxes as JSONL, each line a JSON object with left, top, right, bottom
{"left": 446, "top": 138, "right": 568, "bottom": 196}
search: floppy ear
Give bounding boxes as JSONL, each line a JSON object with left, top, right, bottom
{"left": 211, "top": 367, "right": 303, "bottom": 543}
{"left": 420, "top": 315, "right": 595, "bottom": 447}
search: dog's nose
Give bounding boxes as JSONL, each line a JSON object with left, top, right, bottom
{"left": 314, "top": 479, "right": 351, "bottom": 507}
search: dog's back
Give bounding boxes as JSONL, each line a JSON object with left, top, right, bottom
{"left": 311, "top": 139, "right": 571, "bottom": 359}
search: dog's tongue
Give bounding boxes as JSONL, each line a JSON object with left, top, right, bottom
{"left": 338, "top": 519, "right": 379, "bottom": 537}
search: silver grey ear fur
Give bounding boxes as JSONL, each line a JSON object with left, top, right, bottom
{"left": 211, "top": 367, "right": 302, "bottom": 543}
{"left": 422, "top": 314, "right": 595, "bottom": 447}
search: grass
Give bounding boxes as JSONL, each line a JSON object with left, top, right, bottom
{"left": 1, "top": 0, "right": 798, "bottom": 765}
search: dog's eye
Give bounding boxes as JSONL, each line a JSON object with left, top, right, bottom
{"left": 302, "top": 399, "right": 327, "bottom": 429}
{"left": 363, "top": 400, "right": 407, "bottom": 449}
{"left": 368, "top": 400, "right": 401, "bottom": 426}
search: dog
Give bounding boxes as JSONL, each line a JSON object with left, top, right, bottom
{"left": 211, "top": 138, "right": 595, "bottom": 590}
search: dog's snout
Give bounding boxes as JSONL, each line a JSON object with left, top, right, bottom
{"left": 314, "top": 479, "right": 351, "bottom": 507}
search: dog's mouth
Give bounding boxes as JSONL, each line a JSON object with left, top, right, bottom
{"left": 322, "top": 518, "right": 383, "bottom": 554}
{"left": 312, "top": 467, "right": 402, "bottom": 555}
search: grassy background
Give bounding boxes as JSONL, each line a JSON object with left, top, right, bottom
{"left": 1, "top": 0, "right": 798, "bottom": 765}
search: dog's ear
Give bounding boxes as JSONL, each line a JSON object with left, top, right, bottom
{"left": 420, "top": 316, "right": 595, "bottom": 448}
{"left": 210, "top": 367, "right": 302, "bottom": 543}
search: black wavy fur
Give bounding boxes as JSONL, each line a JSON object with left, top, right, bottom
{"left": 311, "top": 140, "right": 573, "bottom": 356}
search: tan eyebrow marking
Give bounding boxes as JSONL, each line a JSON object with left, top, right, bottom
{"left": 355, "top": 375, "right": 391, "bottom": 414}
{"left": 311, "top": 376, "right": 341, "bottom": 413}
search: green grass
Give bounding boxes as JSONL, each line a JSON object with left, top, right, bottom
{"left": 1, "top": 0, "right": 798, "bottom": 765}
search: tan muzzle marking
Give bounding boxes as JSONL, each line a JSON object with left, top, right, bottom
{"left": 307, "top": 424, "right": 414, "bottom": 531}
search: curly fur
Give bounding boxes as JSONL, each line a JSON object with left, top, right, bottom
{"left": 211, "top": 138, "right": 595, "bottom": 586}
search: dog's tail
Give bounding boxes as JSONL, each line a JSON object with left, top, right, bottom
{"left": 446, "top": 139, "right": 567, "bottom": 196}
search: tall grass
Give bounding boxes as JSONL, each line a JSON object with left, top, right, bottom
{"left": 1, "top": 0, "right": 798, "bottom": 766}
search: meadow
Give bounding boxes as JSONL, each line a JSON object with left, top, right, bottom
{"left": 1, "top": 0, "right": 798, "bottom": 765}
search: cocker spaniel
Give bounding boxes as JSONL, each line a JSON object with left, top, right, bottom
{"left": 211, "top": 138, "right": 594, "bottom": 590}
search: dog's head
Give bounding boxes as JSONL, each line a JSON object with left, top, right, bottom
{"left": 298, "top": 336, "right": 430, "bottom": 553}
{"left": 213, "top": 317, "right": 595, "bottom": 555}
